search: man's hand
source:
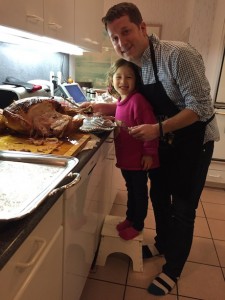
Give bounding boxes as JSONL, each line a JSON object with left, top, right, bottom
{"left": 129, "top": 124, "right": 159, "bottom": 141}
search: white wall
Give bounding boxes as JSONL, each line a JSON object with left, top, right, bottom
{"left": 205, "top": 0, "right": 225, "bottom": 99}
{"left": 104, "top": 0, "right": 194, "bottom": 41}
{"left": 103, "top": 0, "right": 225, "bottom": 99}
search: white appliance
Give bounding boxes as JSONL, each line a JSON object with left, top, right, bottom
{"left": 212, "top": 109, "right": 225, "bottom": 160}
{"left": 205, "top": 109, "right": 225, "bottom": 188}
{"left": 0, "top": 81, "right": 51, "bottom": 108}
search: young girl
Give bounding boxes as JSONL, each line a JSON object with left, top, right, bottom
{"left": 107, "top": 58, "right": 159, "bottom": 240}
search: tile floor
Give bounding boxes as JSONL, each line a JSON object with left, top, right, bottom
{"left": 80, "top": 176, "right": 225, "bottom": 300}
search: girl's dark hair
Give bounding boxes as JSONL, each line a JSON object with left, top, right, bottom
{"left": 106, "top": 58, "right": 143, "bottom": 98}
{"left": 102, "top": 2, "right": 143, "bottom": 31}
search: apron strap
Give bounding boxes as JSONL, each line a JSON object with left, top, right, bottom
{"left": 205, "top": 113, "right": 215, "bottom": 125}
{"left": 149, "top": 40, "right": 159, "bottom": 82}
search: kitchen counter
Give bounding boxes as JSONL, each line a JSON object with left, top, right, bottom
{"left": 0, "top": 131, "right": 110, "bottom": 270}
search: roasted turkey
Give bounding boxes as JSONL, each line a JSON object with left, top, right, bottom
{"left": 1, "top": 97, "right": 86, "bottom": 138}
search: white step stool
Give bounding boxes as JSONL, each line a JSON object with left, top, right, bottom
{"left": 96, "top": 215, "right": 143, "bottom": 272}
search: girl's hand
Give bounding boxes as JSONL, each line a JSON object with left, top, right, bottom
{"left": 141, "top": 155, "right": 153, "bottom": 171}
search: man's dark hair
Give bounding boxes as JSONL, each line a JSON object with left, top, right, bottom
{"left": 102, "top": 2, "right": 143, "bottom": 31}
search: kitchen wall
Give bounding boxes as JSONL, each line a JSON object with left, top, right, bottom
{"left": 0, "top": 42, "right": 69, "bottom": 86}
{"left": 0, "top": 1, "right": 224, "bottom": 99}
{"left": 74, "top": 0, "right": 225, "bottom": 99}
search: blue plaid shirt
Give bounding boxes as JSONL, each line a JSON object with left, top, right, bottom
{"left": 141, "top": 34, "right": 219, "bottom": 143}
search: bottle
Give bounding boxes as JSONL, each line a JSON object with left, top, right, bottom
{"left": 86, "top": 89, "right": 91, "bottom": 101}
{"left": 90, "top": 89, "right": 96, "bottom": 100}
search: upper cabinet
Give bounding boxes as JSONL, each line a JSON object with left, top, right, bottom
{"left": 0, "top": 0, "right": 44, "bottom": 35}
{"left": 74, "top": 0, "right": 104, "bottom": 52}
{"left": 44, "top": 0, "right": 74, "bottom": 44}
{"left": 0, "top": 0, "right": 103, "bottom": 51}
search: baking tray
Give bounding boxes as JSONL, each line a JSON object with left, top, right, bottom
{"left": 0, "top": 150, "right": 79, "bottom": 220}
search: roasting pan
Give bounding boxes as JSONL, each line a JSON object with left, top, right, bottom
{"left": 0, "top": 151, "right": 80, "bottom": 220}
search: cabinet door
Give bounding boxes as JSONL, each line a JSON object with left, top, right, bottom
{"left": 0, "top": 0, "right": 44, "bottom": 35}
{"left": 74, "top": 0, "right": 104, "bottom": 51}
{"left": 15, "top": 226, "right": 63, "bottom": 300}
{"left": 44, "top": 0, "right": 74, "bottom": 44}
{"left": 0, "top": 197, "right": 63, "bottom": 300}
{"left": 63, "top": 150, "right": 102, "bottom": 300}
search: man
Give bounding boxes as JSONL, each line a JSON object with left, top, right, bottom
{"left": 86, "top": 2, "right": 219, "bottom": 296}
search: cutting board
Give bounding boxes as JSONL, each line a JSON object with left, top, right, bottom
{"left": 0, "top": 133, "right": 91, "bottom": 156}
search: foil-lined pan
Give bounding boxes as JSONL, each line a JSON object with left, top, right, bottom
{"left": 0, "top": 151, "right": 80, "bottom": 220}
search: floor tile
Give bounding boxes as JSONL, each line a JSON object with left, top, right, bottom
{"left": 80, "top": 278, "right": 125, "bottom": 300}
{"left": 201, "top": 187, "right": 225, "bottom": 204}
{"left": 80, "top": 186, "right": 225, "bottom": 300}
{"left": 90, "top": 253, "right": 129, "bottom": 284}
{"left": 194, "top": 216, "right": 211, "bottom": 238}
{"left": 144, "top": 209, "right": 156, "bottom": 230}
{"left": 196, "top": 201, "right": 205, "bottom": 217}
{"left": 214, "top": 239, "right": 225, "bottom": 267}
{"left": 208, "top": 219, "right": 225, "bottom": 240}
{"left": 188, "top": 236, "right": 220, "bottom": 266}
{"left": 127, "top": 256, "right": 166, "bottom": 289}
{"left": 202, "top": 202, "right": 225, "bottom": 220}
{"left": 179, "top": 262, "right": 225, "bottom": 300}
{"left": 124, "top": 286, "right": 178, "bottom": 299}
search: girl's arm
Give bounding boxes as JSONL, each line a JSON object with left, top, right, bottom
{"left": 80, "top": 102, "right": 117, "bottom": 116}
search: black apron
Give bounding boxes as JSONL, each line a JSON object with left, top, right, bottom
{"left": 140, "top": 40, "right": 214, "bottom": 197}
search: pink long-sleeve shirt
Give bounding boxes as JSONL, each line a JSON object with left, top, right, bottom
{"left": 114, "top": 91, "right": 160, "bottom": 170}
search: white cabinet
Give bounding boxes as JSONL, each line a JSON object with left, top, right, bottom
{"left": 14, "top": 227, "right": 63, "bottom": 300}
{"left": 63, "top": 134, "right": 115, "bottom": 300}
{"left": 44, "top": 0, "right": 74, "bottom": 44}
{"left": 63, "top": 149, "right": 101, "bottom": 300}
{"left": 74, "top": 0, "right": 104, "bottom": 51}
{"left": 0, "top": 0, "right": 74, "bottom": 44}
{"left": 212, "top": 110, "right": 225, "bottom": 160}
{"left": 0, "top": 0, "right": 44, "bottom": 35}
{"left": 206, "top": 160, "right": 225, "bottom": 188}
{"left": 0, "top": 0, "right": 104, "bottom": 50}
{"left": 0, "top": 196, "right": 63, "bottom": 300}
{"left": 205, "top": 109, "right": 225, "bottom": 188}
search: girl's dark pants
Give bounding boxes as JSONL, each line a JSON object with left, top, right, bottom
{"left": 121, "top": 169, "right": 151, "bottom": 231}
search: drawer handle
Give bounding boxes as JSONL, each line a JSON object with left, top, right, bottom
{"left": 208, "top": 174, "right": 221, "bottom": 178}
{"left": 48, "top": 22, "right": 62, "bottom": 30}
{"left": 105, "top": 138, "right": 114, "bottom": 143}
{"left": 215, "top": 111, "right": 225, "bottom": 115}
{"left": 26, "top": 14, "right": 44, "bottom": 23}
{"left": 48, "top": 172, "right": 81, "bottom": 196}
{"left": 16, "top": 237, "right": 46, "bottom": 271}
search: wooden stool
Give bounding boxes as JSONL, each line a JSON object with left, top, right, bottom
{"left": 96, "top": 215, "right": 143, "bottom": 272}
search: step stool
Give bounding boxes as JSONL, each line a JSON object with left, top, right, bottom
{"left": 96, "top": 215, "right": 143, "bottom": 272}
